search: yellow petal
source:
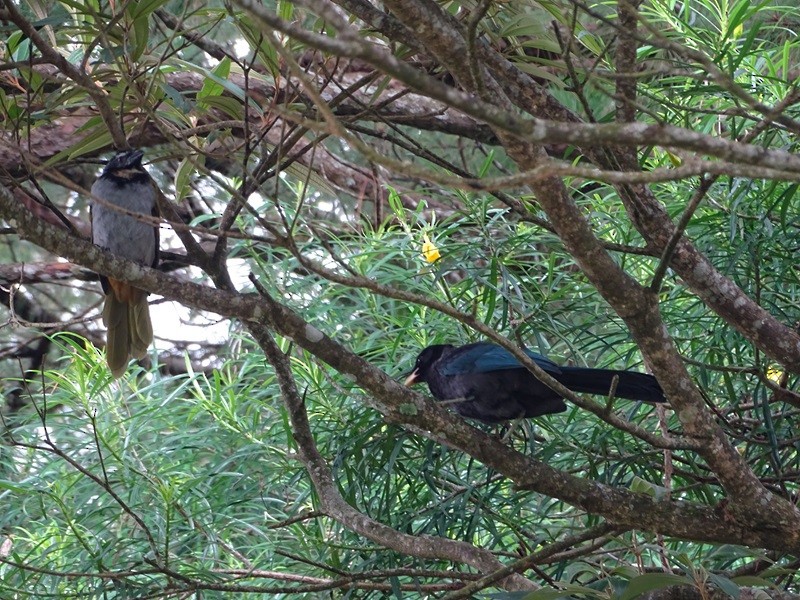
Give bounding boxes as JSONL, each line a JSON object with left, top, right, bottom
{"left": 422, "top": 233, "right": 441, "bottom": 263}
{"left": 766, "top": 367, "right": 783, "bottom": 383}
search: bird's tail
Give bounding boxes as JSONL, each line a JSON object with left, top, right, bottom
{"left": 556, "top": 367, "right": 665, "bottom": 403}
{"left": 102, "top": 291, "right": 152, "bottom": 378}
{"left": 129, "top": 295, "right": 152, "bottom": 360}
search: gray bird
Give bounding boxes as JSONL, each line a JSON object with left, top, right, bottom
{"left": 90, "top": 149, "right": 159, "bottom": 377}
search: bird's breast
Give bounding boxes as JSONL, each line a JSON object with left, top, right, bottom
{"left": 91, "top": 179, "right": 157, "bottom": 265}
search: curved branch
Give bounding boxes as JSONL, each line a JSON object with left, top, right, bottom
{"left": 255, "top": 323, "right": 537, "bottom": 591}
{"left": 371, "top": 0, "right": 800, "bottom": 531}
{"left": 2, "top": 184, "right": 800, "bottom": 552}
{"left": 236, "top": 0, "right": 800, "bottom": 373}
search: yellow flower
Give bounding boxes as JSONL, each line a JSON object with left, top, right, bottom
{"left": 422, "top": 233, "right": 441, "bottom": 263}
{"left": 766, "top": 367, "right": 783, "bottom": 384}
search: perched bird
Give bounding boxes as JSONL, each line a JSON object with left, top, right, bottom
{"left": 405, "top": 342, "right": 665, "bottom": 423}
{"left": 90, "top": 149, "right": 159, "bottom": 377}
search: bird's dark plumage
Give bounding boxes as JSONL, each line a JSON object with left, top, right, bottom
{"left": 405, "top": 342, "right": 666, "bottom": 423}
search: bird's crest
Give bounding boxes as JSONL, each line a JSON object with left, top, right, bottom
{"left": 102, "top": 150, "right": 145, "bottom": 177}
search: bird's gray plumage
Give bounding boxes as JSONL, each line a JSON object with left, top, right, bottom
{"left": 90, "top": 149, "right": 158, "bottom": 377}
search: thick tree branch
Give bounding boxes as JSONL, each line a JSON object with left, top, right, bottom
{"left": 5, "top": 19, "right": 800, "bottom": 377}
{"left": 259, "top": 0, "right": 800, "bottom": 373}
{"left": 3, "top": 185, "right": 800, "bottom": 552}
{"left": 255, "top": 323, "right": 537, "bottom": 591}
{"left": 374, "top": 0, "right": 800, "bottom": 531}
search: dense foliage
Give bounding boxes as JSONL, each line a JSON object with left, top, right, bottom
{"left": 1, "top": 0, "right": 799, "bottom": 597}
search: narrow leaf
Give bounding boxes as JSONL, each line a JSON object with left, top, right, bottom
{"left": 619, "top": 573, "right": 692, "bottom": 600}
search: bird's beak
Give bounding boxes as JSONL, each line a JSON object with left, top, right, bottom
{"left": 404, "top": 370, "right": 419, "bottom": 386}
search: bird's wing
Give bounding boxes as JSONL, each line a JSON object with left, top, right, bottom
{"left": 150, "top": 179, "right": 160, "bottom": 268}
{"left": 439, "top": 342, "right": 562, "bottom": 375}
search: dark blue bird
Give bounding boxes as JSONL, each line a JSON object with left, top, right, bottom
{"left": 405, "top": 342, "right": 666, "bottom": 423}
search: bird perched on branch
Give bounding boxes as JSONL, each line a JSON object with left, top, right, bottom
{"left": 90, "top": 149, "right": 159, "bottom": 377}
{"left": 405, "top": 342, "right": 666, "bottom": 423}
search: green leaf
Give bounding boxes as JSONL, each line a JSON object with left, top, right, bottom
{"left": 519, "top": 582, "right": 607, "bottom": 600}
{"left": 197, "top": 56, "right": 232, "bottom": 103}
{"left": 708, "top": 573, "right": 740, "bottom": 599}
{"left": 629, "top": 476, "right": 670, "bottom": 500}
{"left": 5, "top": 31, "right": 25, "bottom": 55}
{"left": 68, "top": 129, "right": 116, "bottom": 160}
{"left": 198, "top": 95, "right": 244, "bottom": 120}
{"left": 41, "top": 124, "right": 114, "bottom": 168}
{"left": 619, "top": 573, "right": 692, "bottom": 600}
{"left": 666, "top": 151, "right": 683, "bottom": 167}
{"left": 0, "top": 480, "right": 28, "bottom": 494}
{"left": 386, "top": 187, "right": 409, "bottom": 231}
{"left": 0, "top": 91, "right": 22, "bottom": 121}
{"left": 158, "top": 82, "right": 193, "bottom": 113}
{"left": 236, "top": 21, "right": 280, "bottom": 78}
{"left": 130, "top": 14, "right": 150, "bottom": 61}
{"left": 174, "top": 155, "right": 205, "bottom": 202}
{"left": 730, "top": 576, "right": 772, "bottom": 588}
{"left": 130, "top": 0, "right": 168, "bottom": 19}
{"left": 729, "top": 19, "right": 762, "bottom": 70}
{"left": 478, "top": 149, "right": 495, "bottom": 178}
{"left": 513, "top": 61, "right": 567, "bottom": 86}
{"left": 11, "top": 38, "right": 31, "bottom": 62}
{"left": 277, "top": 0, "right": 294, "bottom": 20}
{"left": 482, "top": 256, "right": 498, "bottom": 325}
